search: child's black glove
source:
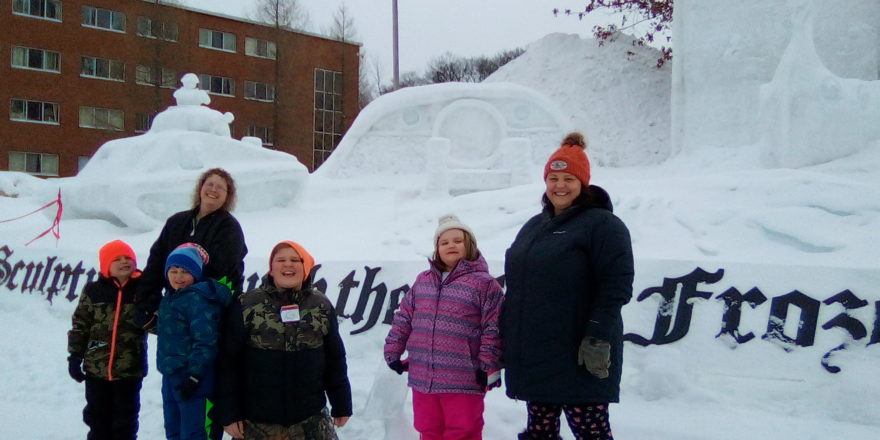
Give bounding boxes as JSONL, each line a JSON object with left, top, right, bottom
{"left": 178, "top": 375, "right": 200, "bottom": 400}
{"left": 475, "top": 369, "right": 502, "bottom": 391}
{"left": 135, "top": 311, "right": 157, "bottom": 334}
{"left": 577, "top": 336, "right": 611, "bottom": 379}
{"left": 388, "top": 359, "right": 408, "bottom": 375}
{"left": 67, "top": 355, "right": 86, "bottom": 383}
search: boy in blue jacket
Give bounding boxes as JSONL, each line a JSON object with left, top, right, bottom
{"left": 157, "top": 244, "right": 231, "bottom": 440}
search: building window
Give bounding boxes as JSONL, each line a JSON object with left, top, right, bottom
{"left": 81, "top": 56, "right": 125, "bottom": 81}
{"left": 135, "top": 65, "right": 153, "bottom": 85}
{"left": 10, "top": 98, "right": 59, "bottom": 124}
{"left": 8, "top": 151, "right": 59, "bottom": 176}
{"left": 81, "top": 6, "right": 126, "bottom": 32}
{"left": 161, "top": 68, "right": 178, "bottom": 88}
{"left": 79, "top": 106, "right": 124, "bottom": 131}
{"left": 11, "top": 46, "right": 60, "bottom": 72}
{"left": 199, "top": 29, "right": 236, "bottom": 52}
{"left": 137, "top": 16, "right": 178, "bottom": 41}
{"left": 135, "top": 113, "right": 154, "bottom": 133}
{"left": 245, "top": 37, "right": 276, "bottom": 59}
{"left": 246, "top": 125, "right": 273, "bottom": 146}
{"left": 139, "top": 66, "right": 177, "bottom": 88}
{"left": 313, "top": 69, "right": 344, "bottom": 169}
{"left": 13, "top": 0, "right": 62, "bottom": 21}
{"left": 77, "top": 155, "right": 90, "bottom": 172}
{"left": 199, "top": 74, "right": 234, "bottom": 96}
{"left": 245, "top": 81, "right": 275, "bottom": 102}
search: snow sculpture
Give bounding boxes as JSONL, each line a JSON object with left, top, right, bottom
{"left": 59, "top": 73, "right": 309, "bottom": 231}
{"left": 151, "top": 73, "right": 235, "bottom": 137}
{"left": 759, "top": 0, "right": 880, "bottom": 167}
{"left": 316, "top": 82, "right": 568, "bottom": 195}
{"left": 672, "top": 0, "right": 880, "bottom": 164}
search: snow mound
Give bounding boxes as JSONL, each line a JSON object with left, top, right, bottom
{"left": 486, "top": 33, "right": 672, "bottom": 167}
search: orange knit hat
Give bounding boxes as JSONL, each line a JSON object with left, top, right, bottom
{"left": 98, "top": 240, "right": 137, "bottom": 278}
{"left": 543, "top": 132, "right": 590, "bottom": 186}
{"left": 269, "top": 241, "right": 316, "bottom": 280}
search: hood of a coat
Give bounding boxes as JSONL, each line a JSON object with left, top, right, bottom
{"left": 543, "top": 184, "right": 614, "bottom": 218}
{"left": 184, "top": 278, "right": 232, "bottom": 307}
{"left": 429, "top": 253, "right": 490, "bottom": 282}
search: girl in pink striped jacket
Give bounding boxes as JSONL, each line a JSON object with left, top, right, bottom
{"left": 384, "top": 214, "right": 505, "bottom": 440}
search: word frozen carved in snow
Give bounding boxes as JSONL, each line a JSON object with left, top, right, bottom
{"left": 629, "top": 267, "right": 880, "bottom": 374}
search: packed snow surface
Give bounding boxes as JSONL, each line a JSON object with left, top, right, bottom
{"left": 1, "top": 3, "right": 879, "bottom": 438}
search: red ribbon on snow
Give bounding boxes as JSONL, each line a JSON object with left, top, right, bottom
{"left": 0, "top": 189, "right": 63, "bottom": 246}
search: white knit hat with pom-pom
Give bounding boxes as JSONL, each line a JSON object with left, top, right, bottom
{"left": 434, "top": 214, "right": 476, "bottom": 243}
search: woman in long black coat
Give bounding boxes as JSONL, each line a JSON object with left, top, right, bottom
{"left": 502, "top": 133, "right": 634, "bottom": 440}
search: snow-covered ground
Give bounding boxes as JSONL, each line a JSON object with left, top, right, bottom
{"left": 1, "top": 5, "right": 879, "bottom": 439}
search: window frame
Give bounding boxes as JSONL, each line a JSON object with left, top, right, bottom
{"left": 135, "top": 64, "right": 155, "bottom": 85}
{"left": 199, "top": 74, "right": 235, "bottom": 97}
{"left": 312, "top": 68, "right": 344, "bottom": 169}
{"left": 81, "top": 5, "right": 126, "bottom": 33}
{"left": 244, "top": 80, "right": 275, "bottom": 102}
{"left": 136, "top": 16, "right": 178, "bottom": 41}
{"left": 79, "top": 105, "right": 124, "bottom": 131}
{"left": 81, "top": 56, "right": 125, "bottom": 82}
{"left": 245, "top": 37, "right": 276, "bottom": 60}
{"left": 8, "top": 151, "right": 60, "bottom": 176}
{"left": 10, "top": 98, "right": 60, "bottom": 124}
{"left": 246, "top": 124, "right": 274, "bottom": 146}
{"left": 199, "top": 29, "right": 236, "bottom": 53}
{"left": 11, "top": 46, "right": 61, "bottom": 73}
{"left": 12, "top": 0, "right": 62, "bottom": 21}
{"left": 134, "top": 112, "right": 154, "bottom": 133}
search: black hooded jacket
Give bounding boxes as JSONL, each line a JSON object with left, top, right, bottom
{"left": 135, "top": 208, "right": 247, "bottom": 323}
{"left": 501, "top": 185, "right": 634, "bottom": 403}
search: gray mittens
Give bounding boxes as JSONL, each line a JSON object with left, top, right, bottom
{"left": 577, "top": 336, "right": 611, "bottom": 379}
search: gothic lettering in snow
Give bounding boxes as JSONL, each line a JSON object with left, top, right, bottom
{"left": 1, "top": 246, "right": 877, "bottom": 374}
{"left": 623, "top": 267, "right": 878, "bottom": 373}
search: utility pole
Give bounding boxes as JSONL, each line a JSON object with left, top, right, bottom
{"left": 392, "top": 0, "right": 399, "bottom": 90}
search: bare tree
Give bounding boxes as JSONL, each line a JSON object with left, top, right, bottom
{"left": 554, "top": 0, "right": 673, "bottom": 67}
{"left": 326, "top": 3, "right": 373, "bottom": 109}
{"left": 142, "top": 1, "right": 182, "bottom": 129}
{"left": 427, "top": 52, "right": 472, "bottom": 83}
{"left": 326, "top": 2, "right": 357, "bottom": 41}
{"left": 254, "top": 0, "right": 310, "bottom": 31}
{"left": 250, "top": 0, "right": 310, "bottom": 151}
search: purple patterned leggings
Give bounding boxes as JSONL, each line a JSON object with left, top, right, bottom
{"left": 521, "top": 402, "right": 614, "bottom": 440}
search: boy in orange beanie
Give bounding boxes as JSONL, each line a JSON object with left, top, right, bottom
{"left": 68, "top": 239, "right": 147, "bottom": 440}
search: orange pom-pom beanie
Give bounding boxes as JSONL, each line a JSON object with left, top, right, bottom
{"left": 543, "top": 132, "right": 590, "bottom": 186}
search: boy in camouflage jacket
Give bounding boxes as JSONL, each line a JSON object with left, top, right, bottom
{"left": 215, "top": 241, "right": 352, "bottom": 440}
{"left": 68, "top": 240, "right": 147, "bottom": 440}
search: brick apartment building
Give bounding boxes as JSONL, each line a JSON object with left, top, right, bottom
{"left": 1, "top": 0, "right": 360, "bottom": 177}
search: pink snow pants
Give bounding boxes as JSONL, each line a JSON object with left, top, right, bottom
{"left": 412, "top": 390, "right": 485, "bottom": 440}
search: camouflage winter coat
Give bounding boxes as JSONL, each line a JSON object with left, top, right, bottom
{"left": 68, "top": 274, "right": 147, "bottom": 381}
{"left": 156, "top": 279, "right": 232, "bottom": 378}
{"left": 215, "top": 276, "right": 352, "bottom": 428}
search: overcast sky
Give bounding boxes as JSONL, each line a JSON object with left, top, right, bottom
{"left": 183, "top": 0, "right": 613, "bottom": 85}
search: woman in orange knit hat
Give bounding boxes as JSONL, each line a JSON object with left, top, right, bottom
{"left": 501, "top": 132, "right": 634, "bottom": 440}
